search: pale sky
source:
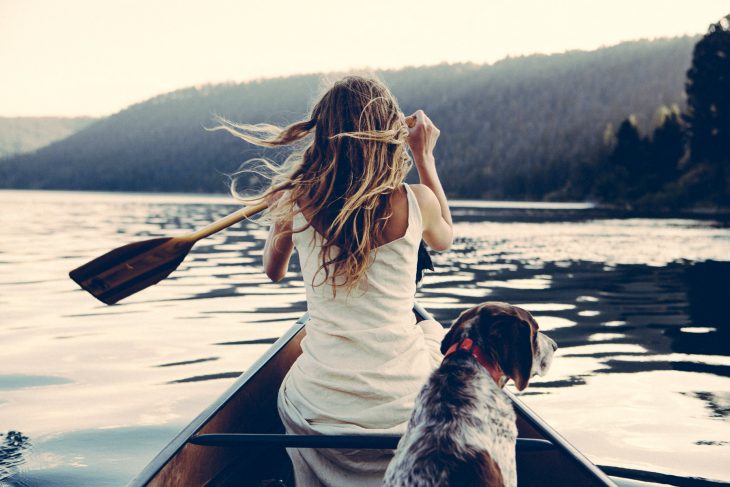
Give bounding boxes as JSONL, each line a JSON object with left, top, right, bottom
{"left": 1, "top": 0, "right": 727, "bottom": 117}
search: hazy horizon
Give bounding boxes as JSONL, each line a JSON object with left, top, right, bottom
{"left": 1, "top": 0, "right": 727, "bottom": 118}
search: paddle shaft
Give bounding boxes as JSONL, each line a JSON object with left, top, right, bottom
{"left": 184, "top": 201, "right": 269, "bottom": 242}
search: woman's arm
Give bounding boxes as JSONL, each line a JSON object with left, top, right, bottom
{"left": 407, "top": 110, "right": 453, "bottom": 251}
{"left": 262, "top": 192, "right": 294, "bottom": 282}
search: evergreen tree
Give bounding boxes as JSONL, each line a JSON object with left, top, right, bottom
{"left": 647, "top": 107, "right": 685, "bottom": 192}
{"left": 593, "top": 117, "right": 648, "bottom": 204}
{"left": 684, "top": 14, "right": 730, "bottom": 204}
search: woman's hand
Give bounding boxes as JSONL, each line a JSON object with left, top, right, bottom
{"left": 405, "top": 110, "right": 440, "bottom": 165}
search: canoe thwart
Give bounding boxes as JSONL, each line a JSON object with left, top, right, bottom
{"left": 189, "top": 433, "right": 555, "bottom": 452}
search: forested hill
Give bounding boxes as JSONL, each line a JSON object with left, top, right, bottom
{"left": 0, "top": 117, "right": 95, "bottom": 159}
{"left": 0, "top": 37, "right": 696, "bottom": 199}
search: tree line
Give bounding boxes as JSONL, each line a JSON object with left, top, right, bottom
{"left": 585, "top": 15, "right": 729, "bottom": 209}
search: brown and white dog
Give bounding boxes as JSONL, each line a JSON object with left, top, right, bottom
{"left": 383, "top": 302, "right": 557, "bottom": 487}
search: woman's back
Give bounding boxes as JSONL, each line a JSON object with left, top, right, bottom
{"left": 295, "top": 183, "right": 415, "bottom": 328}
{"left": 286, "top": 183, "right": 441, "bottom": 429}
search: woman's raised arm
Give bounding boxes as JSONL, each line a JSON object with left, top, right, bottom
{"left": 407, "top": 110, "right": 453, "bottom": 251}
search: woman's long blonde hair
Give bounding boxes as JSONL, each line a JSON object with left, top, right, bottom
{"left": 209, "top": 76, "right": 412, "bottom": 292}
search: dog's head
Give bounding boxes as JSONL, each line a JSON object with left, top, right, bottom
{"left": 440, "top": 302, "right": 557, "bottom": 391}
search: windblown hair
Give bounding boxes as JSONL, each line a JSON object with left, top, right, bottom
{"left": 209, "top": 76, "right": 412, "bottom": 292}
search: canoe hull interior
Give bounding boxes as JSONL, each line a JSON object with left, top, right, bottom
{"left": 130, "top": 310, "right": 615, "bottom": 487}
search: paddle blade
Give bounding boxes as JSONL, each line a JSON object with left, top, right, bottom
{"left": 69, "top": 237, "right": 194, "bottom": 305}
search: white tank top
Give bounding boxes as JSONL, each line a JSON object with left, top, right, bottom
{"left": 282, "top": 183, "right": 441, "bottom": 430}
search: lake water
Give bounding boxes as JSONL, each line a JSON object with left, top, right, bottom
{"left": 1, "top": 190, "right": 729, "bottom": 486}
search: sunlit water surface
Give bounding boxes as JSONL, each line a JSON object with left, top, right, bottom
{"left": 1, "top": 190, "right": 729, "bottom": 486}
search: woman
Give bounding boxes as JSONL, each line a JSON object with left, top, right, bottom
{"left": 216, "top": 76, "right": 453, "bottom": 485}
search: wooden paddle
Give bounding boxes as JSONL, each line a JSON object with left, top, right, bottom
{"left": 69, "top": 202, "right": 268, "bottom": 305}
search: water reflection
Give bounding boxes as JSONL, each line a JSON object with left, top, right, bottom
{"left": 423, "top": 259, "right": 730, "bottom": 373}
{"left": 0, "top": 376, "right": 73, "bottom": 391}
{"left": 689, "top": 391, "right": 730, "bottom": 419}
{"left": 166, "top": 372, "right": 243, "bottom": 384}
{"left": 0, "top": 431, "right": 30, "bottom": 483}
{"left": 214, "top": 338, "right": 279, "bottom": 346}
{"left": 154, "top": 357, "right": 219, "bottom": 367}
{"left": 0, "top": 190, "right": 729, "bottom": 484}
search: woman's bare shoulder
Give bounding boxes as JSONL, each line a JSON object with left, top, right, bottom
{"left": 408, "top": 184, "right": 440, "bottom": 214}
{"left": 407, "top": 183, "right": 452, "bottom": 250}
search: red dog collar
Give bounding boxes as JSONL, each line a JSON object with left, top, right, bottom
{"left": 443, "top": 338, "right": 504, "bottom": 385}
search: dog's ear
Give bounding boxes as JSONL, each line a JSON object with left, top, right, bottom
{"left": 479, "top": 305, "right": 537, "bottom": 391}
{"left": 440, "top": 324, "right": 460, "bottom": 355}
{"left": 502, "top": 319, "right": 534, "bottom": 391}
{"left": 440, "top": 306, "right": 480, "bottom": 355}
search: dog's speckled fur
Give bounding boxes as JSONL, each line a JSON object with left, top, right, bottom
{"left": 383, "top": 302, "right": 556, "bottom": 487}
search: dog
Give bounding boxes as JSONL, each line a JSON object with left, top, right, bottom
{"left": 383, "top": 302, "right": 557, "bottom": 487}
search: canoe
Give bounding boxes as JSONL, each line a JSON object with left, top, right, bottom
{"left": 129, "top": 303, "right": 618, "bottom": 487}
